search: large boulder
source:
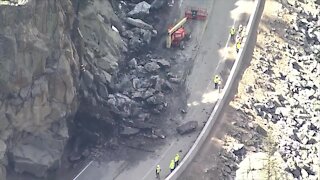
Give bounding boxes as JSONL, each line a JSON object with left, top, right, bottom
{"left": 125, "top": 17, "right": 154, "bottom": 30}
{"left": 12, "top": 130, "right": 67, "bottom": 177}
{"left": 144, "top": 62, "right": 160, "bottom": 73}
{"left": 128, "top": 1, "right": 151, "bottom": 18}
{"left": 176, "top": 121, "right": 198, "bottom": 135}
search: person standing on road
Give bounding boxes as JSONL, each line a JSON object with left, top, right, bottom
{"left": 236, "top": 41, "right": 241, "bottom": 53}
{"left": 213, "top": 75, "right": 221, "bottom": 90}
{"left": 169, "top": 159, "right": 175, "bottom": 173}
{"left": 230, "top": 26, "right": 235, "bottom": 42}
{"left": 174, "top": 153, "right": 180, "bottom": 167}
{"left": 155, "top": 165, "right": 161, "bottom": 179}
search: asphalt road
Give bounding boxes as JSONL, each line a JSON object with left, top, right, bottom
{"left": 178, "top": 0, "right": 265, "bottom": 179}
{"left": 72, "top": 0, "right": 255, "bottom": 180}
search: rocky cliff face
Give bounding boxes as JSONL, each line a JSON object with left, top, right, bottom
{"left": 0, "top": 0, "right": 78, "bottom": 178}
{"left": 0, "top": 0, "right": 125, "bottom": 178}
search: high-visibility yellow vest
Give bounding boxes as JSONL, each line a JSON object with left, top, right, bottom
{"left": 230, "top": 28, "right": 235, "bottom": 35}
{"left": 169, "top": 160, "right": 175, "bottom": 169}
{"left": 213, "top": 76, "right": 220, "bottom": 83}
{"left": 156, "top": 165, "right": 161, "bottom": 173}
{"left": 175, "top": 154, "right": 180, "bottom": 162}
{"left": 237, "top": 42, "right": 241, "bottom": 49}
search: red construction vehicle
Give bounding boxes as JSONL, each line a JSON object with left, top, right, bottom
{"left": 166, "top": 7, "right": 208, "bottom": 49}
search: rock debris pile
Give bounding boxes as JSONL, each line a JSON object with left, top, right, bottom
{"left": 232, "top": 0, "right": 320, "bottom": 179}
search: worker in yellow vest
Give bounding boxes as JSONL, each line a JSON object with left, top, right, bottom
{"left": 213, "top": 75, "right": 221, "bottom": 90}
{"left": 169, "top": 159, "right": 175, "bottom": 173}
{"left": 230, "top": 27, "right": 235, "bottom": 41}
{"left": 174, "top": 153, "right": 180, "bottom": 167}
{"left": 155, "top": 165, "right": 161, "bottom": 179}
{"left": 236, "top": 41, "right": 241, "bottom": 53}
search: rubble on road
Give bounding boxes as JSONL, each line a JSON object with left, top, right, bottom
{"left": 176, "top": 121, "right": 198, "bottom": 135}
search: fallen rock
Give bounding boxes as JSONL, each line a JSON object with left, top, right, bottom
{"left": 128, "top": 58, "right": 138, "bottom": 69}
{"left": 146, "top": 93, "right": 165, "bottom": 105}
{"left": 141, "top": 29, "right": 152, "bottom": 44}
{"left": 255, "top": 124, "right": 268, "bottom": 137}
{"left": 128, "top": 1, "right": 151, "bottom": 18}
{"left": 125, "top": 17, "right": 154, "bottom": 31}
{"left": 11, "top": 132, "right": 66, "bottom": 177}
{"left": 156, "top": 58, "right": 171, "bottom": 69}
{"left": 230, "top": 143, "right": 245, "bottom": 156}
{"left": 150, "top": 0, "right": 166, "bottom": 10}
{"left": 144, "top": 62, "right": 160, "bottom": 73}
{"left": 120, "top": 126, "right": 140, "bottom": 136}
{"left": 129, "top": 36, "right": 144, "bottom": 52}
{"left": 176, "top": 121, "right": 198, "bottom": 135}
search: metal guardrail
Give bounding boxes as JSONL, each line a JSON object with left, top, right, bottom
{"left": 165, "top": 0, "right": 262, "bottom": 179}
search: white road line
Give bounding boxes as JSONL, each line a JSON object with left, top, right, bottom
{"left": 73, "top": 160, "right": 94, "bottom": 180}
{"left": 141, "top": 143, "right": 175, "bottom": 180}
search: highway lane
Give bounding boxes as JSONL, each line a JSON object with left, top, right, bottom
{"left": 72, "top": 0, "right": 252, "bottom": 179}
{"left": 178, "top": 0, "right": 265, "bottom": 179}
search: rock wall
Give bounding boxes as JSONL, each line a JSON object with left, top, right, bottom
{"left": 0, "top": 0, "right": 78, "bottom": 178}
{"left": 0, "top": 0, "right": 126, "bottom": 178}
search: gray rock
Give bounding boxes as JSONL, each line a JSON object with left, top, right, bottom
{"left": 141, "top": 29, "right": 152, "bottom": 44}
{"left": 97, "top": 56, "right": 118, "bottom": 72}
{"left": 169, "top": 77, "right": 182, "bottom": 84}
{"left": 275, "top": 107, "right": 291, "bottom": 117}
{"left": 125, "top": 18, "right": 154, "bottom": 31}
{"left": 95, "top": 70, "right": 112, "bottom": 84}
{"left": 150, "top": 0, "right": 167, "bottom": 9}
{"left": 128, "top": 1, "right": 151, "bottom": 18}
{"left": 19, "top": 85, "right": 31, "bottom": 99}
{"left": 97, "top": 83, "right": 109, "bottom": 99}
{"left": 176, "top": 121, "right": 198, "bottom": 135}
{"left": 144, "top": 62, "right": 160, "bottom": 73}
{"left": 255, "top": 124, "right": 267, "bottom": 137}
{"left": 156, "top": 58, "right": 171, "bottom": 68}
{"left": 129, "top": 36, "right": 144, "bottom": 51}
{"left": 12, "top": 132, "right": 66, "bottom": 177}
{"left": 82, "top": 70, "right": 94, "bottom": 88}
{"left": 0, "top": 164, "right": 6, "bottom": 180}
{"left": 162, "top": 81, "right": 174, "bottom": 92}
{"left": 128, "top": 58, "right": 138, "bottom": 69}
{"left": 0, "top": 140, "right": 6, "bottom": 161}
{"left": 146, "top": 93, "right": 165, "bottom": 105}
{"left": 120, "top": 126, "right": 140, "bottom": 136}
{"left": 0, "top": 114, "right": 9, "bottom": 132}
{"left": 122, "top": 30, "right": 135, "bottom": 39}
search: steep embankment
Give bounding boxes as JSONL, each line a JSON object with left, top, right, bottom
{"left": 0, "top": 0, "right": 125, "bottom": 178}
{"left": 217, "top": 0, "right": 319, "bottom": 179}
